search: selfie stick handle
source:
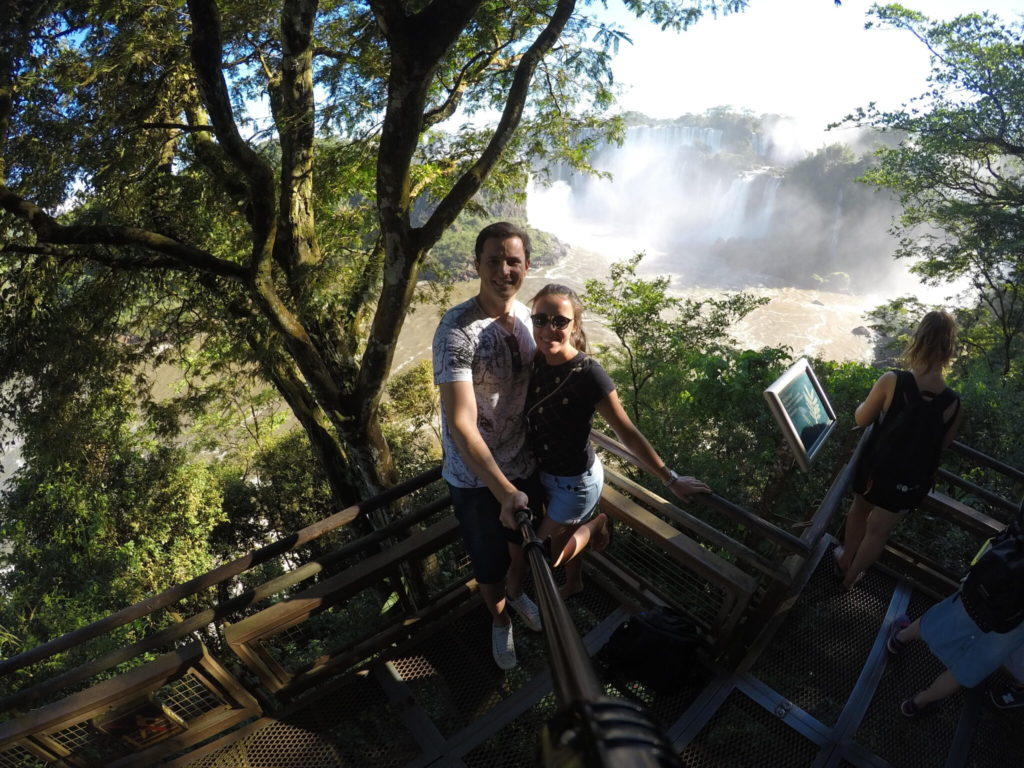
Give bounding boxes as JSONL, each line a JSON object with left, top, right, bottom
{"left": 515, "top": 509, "right": 683, "bottom": 767}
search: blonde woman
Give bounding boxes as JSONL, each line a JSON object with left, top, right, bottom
{"left": 835, "top": 310, "right": 963, "bottom": 590}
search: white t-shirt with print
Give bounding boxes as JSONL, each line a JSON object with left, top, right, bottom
{"left": 432, "top": 297, "right": 536, "bottom": 488}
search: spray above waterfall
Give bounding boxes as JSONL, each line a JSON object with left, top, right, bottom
{"left": 527, "top": 111, "right": 906, "bottom": 294}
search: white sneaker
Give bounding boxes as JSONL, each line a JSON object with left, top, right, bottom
{"left": 507, "top": 592, "right": 542, "bottom": 632}
{"left": 491, "top": 623, "right": 517, "bottom": 670}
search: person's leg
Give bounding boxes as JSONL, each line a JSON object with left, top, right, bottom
{"left": 842, "top": 505, "right": 903, "bottom": 589}
{"left": 905, "top": 669, "right": 962, "bottom": 713}
{"left": 887, "top": 615, "right": 920, "bottom": 655}
{"left": 504, "top": 541, "right": 525, "bottom": 602}
{"left": 539, "top": 462, "right": 605, "bottom": 598}
{"left": 479, "top": 581, "right": 510, "bottom": 626}
{"left": 504, "top": 474, "right": 544, "bottom": 630}
{"left": 837, "top": 493, "right": 872, "bottom": 572}
{"left": 546, "top": 514, "right": 611, "bottom": 567}
{"left": 451, "top": 495, "right": 510, "bottom": 624}
{"left": 536, "top": 515, "right": 583, "bottom": 598}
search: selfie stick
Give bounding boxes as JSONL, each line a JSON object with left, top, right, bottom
{"left": 515, "top": 509, "right": 683, "bottom": 767}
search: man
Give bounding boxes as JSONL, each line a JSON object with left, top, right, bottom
{"left": 432, "top": 221, "right": 543, "bottom": 670}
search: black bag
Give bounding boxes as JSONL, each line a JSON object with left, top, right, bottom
{"left": 858, "top": 370, "right": 959, "bottom": 507}
{"left": 602, "top": 606, "right": 705, "bottom": 692}
{"left": 961, "top": 499, "right": 1024, "bottom": 633}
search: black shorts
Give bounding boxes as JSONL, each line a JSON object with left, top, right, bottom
{"left": 852, "top": 456, "right": 925, "bottom": 515}
{"left": 448, "top": 473, "right": 544, "bottom": 584}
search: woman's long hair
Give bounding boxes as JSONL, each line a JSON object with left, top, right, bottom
{"left": 530, "top": 283, "right": 588, "bottom": 354}
{"left": 904, "top": 310, "right": 957, "bottom": 372}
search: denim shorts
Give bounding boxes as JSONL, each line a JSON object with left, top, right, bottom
{"left": 448, "top": 473, "right": 543, "bottom": 584}
{"left": 541, "top": 456, "right": 604, "bottom": 526}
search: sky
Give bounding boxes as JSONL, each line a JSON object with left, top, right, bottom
{"left": 600, "top": 0, "right": 1023, "bottom": 142}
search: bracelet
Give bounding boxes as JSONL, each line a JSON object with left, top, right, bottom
{"left": 662, "top": 469, "right": 679, "bottom": 487}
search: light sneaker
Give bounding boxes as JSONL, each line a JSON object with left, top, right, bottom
{"left": 507, "top": 592, "right": 542, "bottom": 632}
{"left": 492, "top": 623, "right": 517, "bottom": 670}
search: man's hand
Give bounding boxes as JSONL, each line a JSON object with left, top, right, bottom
{"left": 499, "top": 489, "right": 530, "bottom": 529}
{"left": 668, "top": 475, "right": 711, "bottom": 501}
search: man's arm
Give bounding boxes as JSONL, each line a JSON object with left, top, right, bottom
{"left": 439, "top": 380, "right": 529, "bottom": 527}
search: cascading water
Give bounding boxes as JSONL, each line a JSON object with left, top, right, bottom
{"left": 524, "top": 114, "right": 933, "bottom": 361}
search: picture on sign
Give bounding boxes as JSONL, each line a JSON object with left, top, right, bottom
{"left": 763, "top": 358, "right": 837, "bottom": 471}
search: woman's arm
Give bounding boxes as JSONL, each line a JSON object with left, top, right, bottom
{"left": 854, "top": 371, "right": 897, "bottom": 428}
{"left": 595, "top": 390, "right": 710, "bottom": 500}
{"left": 941, "top": 400, "right": 963, "bottom": 450}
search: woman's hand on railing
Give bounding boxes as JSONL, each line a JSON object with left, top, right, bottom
{"left": 667, "top": 475, "right": 711, "bottom": 501}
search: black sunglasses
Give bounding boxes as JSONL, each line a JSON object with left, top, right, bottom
{"left": 530, "top": 312, "right": 572, "bottom": 330}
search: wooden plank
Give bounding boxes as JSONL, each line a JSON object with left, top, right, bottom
{"left": 0, "top": 642, "right": 204, "bottom": 745}
{"left": 600, "top": 485, "right": 759, "bottom": 597}
{"left": 225, "top": 517, "right": 459, "bottom": 646}
{"left": 921, "top": 492, "right": 1006, "bottom": 537}
{"left": 950, "top": 441, "right": 1024, "bottom": 482}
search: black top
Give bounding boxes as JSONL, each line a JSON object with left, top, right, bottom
{"left": 525, "top": 353, "right": 615, "bottom": 476}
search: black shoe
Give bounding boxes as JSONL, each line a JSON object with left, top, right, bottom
{"left": 990, "top": 681, "right": 1024, "bottom": 710}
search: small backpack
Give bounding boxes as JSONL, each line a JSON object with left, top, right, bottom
{"left": 860, "top": 370, "right": 959, "bottom": 506}
{"left": 602, "top": 606, "right": 706, "bottom": 692}
{"left": 961, "top": 499, "right": 1024, "bottom": 634}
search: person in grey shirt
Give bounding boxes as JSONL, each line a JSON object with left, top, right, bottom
{"left": 432, "top": 221, "right": 543, "bottom": 670}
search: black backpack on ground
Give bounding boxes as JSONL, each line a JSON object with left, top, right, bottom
{"left": 859, "top": 370, "right": 959, "bottom": 506}
{"left": 961, "top": 499, "right": 1024, "bottom": 634}
{"left": 602, "top": 606, "right": 706, "bottom": 692}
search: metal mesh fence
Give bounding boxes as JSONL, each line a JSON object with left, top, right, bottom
{"left": 0, "top": 744, "right": 48, "bottom": 768}
{"left": 461, "top": 692, "right": 557, "bottom": 768}
{"left": 47, "top": 720, "right": 130, "bottom": 764}
{"left": 605, "top": 525, "right": 725, "bottom": 628}
{"left": 158, "top": 672, "right": 227, "bottom": 722}
{"left": 388, "top": 606, "right": 549, "bottom": 739}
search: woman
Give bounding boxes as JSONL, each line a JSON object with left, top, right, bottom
{"left": 835, "top": 310, "right": 962, "bottom": 590}
{"left": 512, "top": 283, "right": 710, "bottom": 598}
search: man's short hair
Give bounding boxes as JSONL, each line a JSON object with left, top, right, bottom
{"left": 474, "top": 221, "right": 532, "bottom": 263}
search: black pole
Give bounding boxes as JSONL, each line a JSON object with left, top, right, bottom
{"left": 516, "top": 510, "right": 685, "bottom": 767}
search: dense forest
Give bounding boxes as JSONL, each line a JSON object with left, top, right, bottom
{"left": 1, "top": 1, "right": 1022, "bottom": 674}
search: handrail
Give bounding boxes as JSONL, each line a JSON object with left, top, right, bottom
{"left": 0, "top": 467, "right": 442, "bottom": 680}
{"left": 607, "top": 470, "right": 791, "bottom": 584}
{"left": 936, "top": 468, "right": 1019, "bottom": 513}
{"left": 0, "top": 494, "right": 452, "bottom": 714}
{"left": 949, "top": 440, "right": 1024, "bottom": 483}
{"left": 590, "top": 430, "right": 810, "bottom": 557}
{"left": 800, "top": 425, "right": 873, "bottom": 546}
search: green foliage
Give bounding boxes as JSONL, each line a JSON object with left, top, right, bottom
{"left": 381, "top": 360, "right": 443, "bottom": 481}
{"left": 0, "top": 377, "right": 224, "bottom": 660}
{"left": 583, "top": 253, "right": 767, "bottom": 422}
{"left": 848, "top": 4, "right": 1024, "bottom": 375}
{"left": 214, "top": 429, "right": 338, "bottom": 561}
{"left": 583, "top": 255, "right": 883, "bottom": 532}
